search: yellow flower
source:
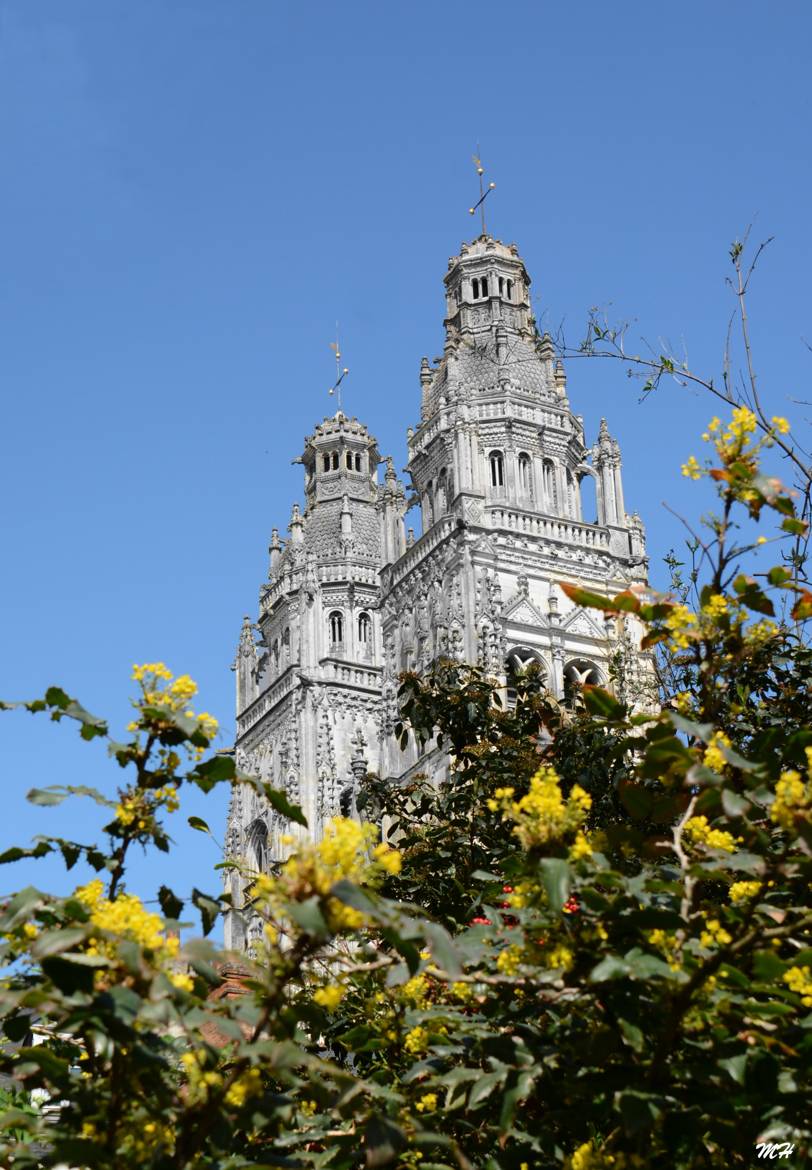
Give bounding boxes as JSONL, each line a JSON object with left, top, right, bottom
{"left": 22, "top": 922, "right": 38, "bottom": 941}
{"left": 756, "top": 535, "right": 767, "bottom": 545}
{"left": 132, "top": 662, "right": 173, "bottom": 682}
{"left": 169, "top": 971, "right": 194, "bottom": 992}
{"left": 664, "top": 603, "right": 698, "bottom": 650}
{"left": 699, "top": 918, "right": 733, "bottom": 948}
{"left": 729, "top": 881, "right": 761, "bottom": 904}
{"left": 496, "top": 944, "right": 524, "bottom": 975}
{"left": 492, "top": 766, "right": 590, "bottom": 851}
{"left": 415, "top": 1092, "right": 437, "bottom": 1113}
{"left": 702, "top": 593, "right": 728, "bottom": 618}
{"left": 313, "top": 983, "right": 345, "bottom": 1011}
{"left": 771, "top": 415, "right": 791, "bottom": 435}
{"left": 404, "top": 1026, "right": 429, "bottom": 1055}
{"left": 546, "top": 943, "right": 574, "bottom": 972}
{"left": 224, "top": 1067, "right": 263, "bottom": 1108}
{"left": 783, "top": 965, "right": 812, "bottom": 1008}
{"left": 681, "top": 455, "right": 702, "bottom": 480}
{"left": 703, "top": 730, "right": 732, "bottom": 774}
{"left": 400, "top": 974, "right": 430, "bottom": 1006}
{"left": 569, "top": 831, "right": 592, "bottom": 861}
{"left": 771, "top": 768, "right": 810, "bottom": 831}
{"left": 684, "top": 815, "right": 738, "bottom": 853}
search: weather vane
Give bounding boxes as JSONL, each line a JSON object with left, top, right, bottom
{"left": 469, "top": 148, "right": 496, "bottom": 236}
{"left": 328, "top": 324, "right": 349, "bottom": 413}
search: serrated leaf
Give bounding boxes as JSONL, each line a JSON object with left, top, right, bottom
{"left": 538, "top": 858, "right": 571, "bottom": 913}
{"left": 468, "top": 1070, "right": 503, "bottom": 1108}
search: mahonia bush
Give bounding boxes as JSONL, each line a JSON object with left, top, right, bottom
{"left": 1, "top": 397, "right": 811, "bottom": 1170}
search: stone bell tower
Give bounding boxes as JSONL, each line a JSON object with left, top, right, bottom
{"left": 379, "top": 233, "right": 649, "bottom": 782}
{"left": 224, "top": 412, "right": 398, "bottom": 949}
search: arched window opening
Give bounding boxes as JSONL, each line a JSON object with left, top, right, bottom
{"left": 498, "top": 276, "right": 504, "bottom": 295}
{"left": 489, "top": 451, "right": 505, "bottom": 490}
{"left": 322, "top": 454, "right": 330, "bottom": 473}
{"left": 564, "top": 659, "right": 601, "bottom": 709}
{"left": 543, "top": 459, "right": 557, "bottom": 512}
{"left": 247, "top": 819, "right": 269, "bottom": 875}
{"left": 424, "top": 481, "right": 434, "bottom": 527}
{"left": 272, "top": 639, "right": 279, "bottom": 670}
{"left": 505, "top": 647, "right": 545, "bottom": 709}
{"left": 436, "top": 469, "right": 448, "bottom": 515}
{"left": 518, "top": 452, "right": 533, "bottom": 498}
{"left": 354, "top": 453, "right": 362, "bottom": 472}
{"left": 472, "top": 277, "right": 480, "bottom": 299}
{"left": 282, "top": 627, "right": 290, "bottom": 658}
{"left": 346, "top": 451, "right": 353, "bottom": 469}
{"left": 506, "top": 279, "right": 513, "bottom": 300}
{"left": 358, "top": 611, "right": 371, "bottom": 645}
{"left": 331, "top": 452, "right": 339, "bottom": 470}
{"left": 329, "top": 610, "right": 344, "bottom": 646}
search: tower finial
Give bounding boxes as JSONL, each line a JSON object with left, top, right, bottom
{"left": 468, "top": 147, "right": 496, "bottom": 237}
{"left": 328, "top": 322, "right": 350, "bottom": 413}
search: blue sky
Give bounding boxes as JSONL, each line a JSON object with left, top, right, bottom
{"left": 1, "top": 1, "right": 810, "bottom": 925}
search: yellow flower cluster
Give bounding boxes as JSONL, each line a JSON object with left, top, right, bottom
{"left": 664, "top": 604, "right": 697, "bottom": 650}
{"left": 771, "top": 415, "right": 791, "bottom": 435}
{"left": 771, "top": 753, "right": 812, "bottom": 831}
{"left": 399, "top": 973, "right": 431, "bottom": 1007}
{"left": 703, "top": 730, "right": 732, "bottom": 774}
{"left": 546, "top": 943, "right": 574, "bottom": 972}
{"left": 180, "top": 1049, "right": 222, "bottom": 1104}
{"left": 648, "top": 929, "right": 682, "bottom": 972}
{"left": 496, "top": 944, "right": 524, "bottom": 976}
{"left": 415, "top": 1092, "right": 437, "bottom": 1113}
{"left": 569, "top": 1140, "right": 633, "bottom": 1169}
{"left": 116, "top": 784, "right": 179, "bottom": 829}
{"left": 783, "top": 965, "right": 812, "bottom": 1008}
{"left": 254, "top": 817, "right": 401, "bottom": 935}
{"left": 699, "top": 918, "right": 733, "bottom": 949}
{"left": 683, "top": 815, "right": 738, "bottom": 853}
{"left": 702, "top": 593, "right": 729, "bottom": 618}
{"left": 76, "top": 878, "right": 179, "bottom": 961}
{"left": 130, "top": 663, "right": 218, "bottom": 745}
{"left": 224, "top": 1067, "right": 263, "bottom": 1108}
{"left": 681, "top": 456, "right": 703, "bottom": 481}
{"left": 404, "top": 1025, "right": 429, "bottom": 1055}
{"left": 313, "top": 983, "right": 345, "bottom": 1011}
{"left": 728, "top": 881, "right": 761, "bottom": 904}
{"left": 489, "top": 766, "right": 591, "bottom": 852}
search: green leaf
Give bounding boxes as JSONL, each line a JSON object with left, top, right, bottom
{"left": 365, "top": 1115, "right": 406, "bottom": 1167}
{"left": 732, "top": 574, "right": 775, "bottom": 616}
{"left": 190, "top": 754, "right": 236, "bottom": 792}
{"left": 262, "top": 783, "right": 308, "bottom": 828}
{"left": 188, "top": 816, "right": 211, "bottom": 834}
{"left": 468, "top": 1070, "right": 503, "bottom": 1109}
{"left": 158, "top": 884, "right": 184, "bottom": 920}
{"left": 41, "top": 954, "right": 101, "bottom": 995}
{"left": 615, "top": 1090, "right": 665, "bottom": 1135}
{"left": 582, "top": 685, "right": 626, "bottom": 720}
{"left": 619, "top": 1018, "right": 644, "bottom": 1052}
{"left": 191, "top": 887, "right": 221, "bottom": 936}
{"left": 718, "top": 1053, "right": 748, "bottom": 1084}
{"left": 286, "top": 895, "right": 329, "bottom": 938}
{"left": 538, "top": 858, "right": 571, "bottom": 913}
{"left": 781, "top": 516, "right": 808, "bottom": 536}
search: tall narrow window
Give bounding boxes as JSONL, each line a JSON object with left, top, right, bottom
{"left": 323, "top": 454, "right": 330, "bottom": 473}
{"left": 481, "top": 276, "right": 489, "bottom": 297}
{"left": 498, "top": 276, "right": 504, "bottom": 295}
{"left": 331, "top": 452, "right": 339, "bottom": 470}
{"left": 506, "top": 279, "right": 513, "bottom": 300}
{"left": 518, "top": 452, "right": 532, "bottom": 497}
{"left": 346, "top": 451, "right": 353, "bottom": 469}
{"left": 472, "top": 277, "right": 480, "bottom": 299}
{"left": 358, "top": 611, "right": 371, "bottom": 644}
{"left": 282, "top": 627, "right": 290, "bottom": 658}
{"left": 489, "top": 451, "right": 505, "bottom": 489}
{"left": 354, "top": 453, "right": 362, "bottom": 472}
{"left": 329, "top": 610, "right": 344, "bottom": 645}
{"left": 543, "top": 459, "right": 557, "bottom": 511}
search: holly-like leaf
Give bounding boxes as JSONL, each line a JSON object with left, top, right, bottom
{"left": 158, "top": 885, "right": 184, "bottom": 920}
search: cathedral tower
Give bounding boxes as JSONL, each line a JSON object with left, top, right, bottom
{"left": 225, "top": 231, "right": 649, "bottom": 949}
{"left": 379, "top": 234, "right": 648, "bottom": 780}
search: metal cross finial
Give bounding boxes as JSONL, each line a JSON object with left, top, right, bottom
{"left": 468, "top": 148, "right": 496, "bottom": 236}
{"left": 328, "top": 323, "right": 349, "bottom": 413}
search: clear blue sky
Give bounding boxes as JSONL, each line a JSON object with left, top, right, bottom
{"left": 2, "top": 1, "right": 810, "bottom": 922}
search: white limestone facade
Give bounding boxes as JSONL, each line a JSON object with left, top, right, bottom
{"left": 224, "top": 233, "right": 649, "bottom": 949}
